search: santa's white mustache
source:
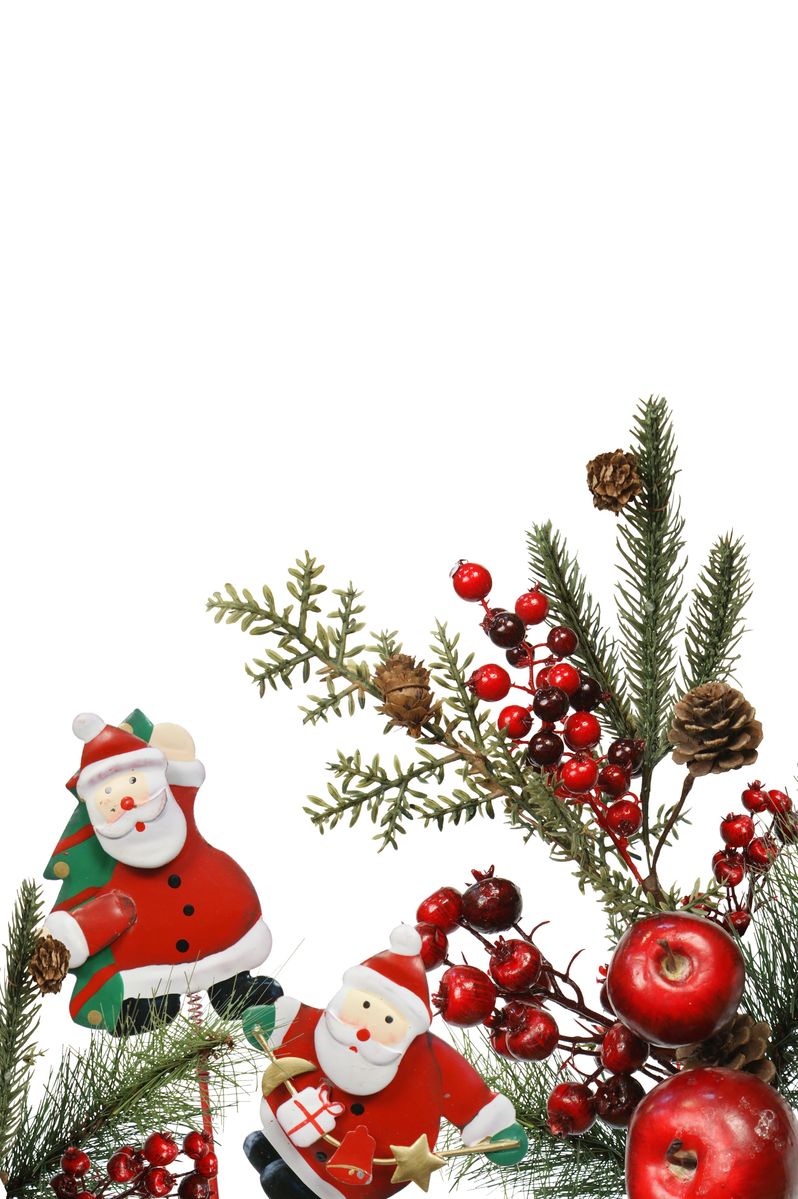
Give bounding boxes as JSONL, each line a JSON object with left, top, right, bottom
{"left": 323, "top": 1010, "right": 405, "bottom": 1066}
{"left": 93, "top": 787, "right": 168, "bottom": 840}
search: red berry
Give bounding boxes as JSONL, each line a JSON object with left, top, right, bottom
{"left": 598, "top": 763, "right": 631, "bottom": 797}
{"left": 415, "top": 922, "right": 448, "bottom": 970}
{"left": 50, "top": 1176, "right": 77, "bottom": 1198}
{"left": 194, "top": 1154, "right": 218, "bottom": 1180}
{"left": 570, "top": 675, "right": 603, "bottom": 712}
{"left": 600, "top": 1021, "right": 649, "bottom": 1073}
{"left": 724, "top": 909, "right": 752, "bottom": 937}
{"left": 462, "top": 867, "right": 523, "bottom": 933}
{"left": 75, "top": 1193, "right": 97, "bottom": 1199}
{"left": 416, "top": 886, "right": 462, "bottom": 933}
{"left": 143, "top": 1133, "right": 179, "bottom": 1166}
{"left": 507, "top": 1008, "right": 559, "bottom": 1060}
{"left": 560, "top": 755, "right": 599, "bottom": 795}
{"left": 501, "top": 999, "right": 538, "bottom": 1031}
{"left": 564, "top": 712, "right": 602, "bottom": 751}
{"left": 489, "top": 1027, "right": 513, "bottom": 1058}
{"left": 608, "top": 738, "right": 645, "bottom": 774}
{"left": 107, "top": 1151, "right": 138, "bottom": 1183}
{"left": 720, "top": 812, "right": 755, "bottom": 849}
{"left": 497, "top": 705, "right": 533, "bottom": 739}
{"left": 533, "top": 685, "right": 570, "bottom": 722}
{"left": 487, "top": 610, "right": 526, "bottom": 649}
{"left": 547, "top": 1083, "right": 596, "bottom": 1136}
{"left": 745, "top": 836, "right": 779, "bottom": 872}
{"left": 767, "top": 789, "right": 793, "bottom": 816}
{"left": 452, "top": 561, "right": 492, "bottom": 602}
{"left": 61, "top": 1150, "right": 90, "bottom": 1177}
{"left": 488, "top": 937, "right": 543, "bottom": 992}
{"left": 547, "top": 625, "right": 578, "bottom": 657}
{"left": 141, "top": 1168, "right": 174, "bottom": 1198}
{"left": 605, "top": 799, "right": 642, "bottom": 838}
{"left": 469, "top": 664, "right": 511, "bottom": 702}
{"left": 433, "top": 965, "right": 497, "bottom": 1026}
{"left": 535, "top": 665, "right": 553, "bottom": 688}
{"left": 182, "top": 1132, "right": 209, "bottom": 1160}
{"left": 595, "top": 1073, "right": 645, "bottom": 1128}
{"left": 515, "top": 590, "right": 549, "bottom": 625}
{"left": 547, "top": 662, "right": 580, "bottom": 696}
{"left": 742, "top": 780, "right": 769, "bottom": 813}
{"left": 600, "top": 980, "right": 615, "bottom": 1014}
{"left": 713, "top": 850, "right": 746, "bottom": 887}
{"left": 178, "top": 1178, "right": 210, "bottom": 1199}
{"left": 526, "top": 730, "right": 564, "bottom": 768}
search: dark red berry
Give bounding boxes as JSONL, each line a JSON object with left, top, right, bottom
{"left": 50, "top": 1176, "right": 77, "bottom": 1199}
{"left": 563, "top": 712, "right": 602, "bottom": 751}
{"left": 547, "top": 625, "right": 578, "bottom": 656}
{"left": 560, "top": 755, "right": 599, "bottom": 795}
{"left": 767, "top": 789, "right": 793, "bottom": 816}
{"left": 505, "top": 645, "right": 531, "bottom": 669}
{"left": 742, "top": 780, "right": 769, "bottom": 813}
{"left": 452, "top": 561, "right": 492, "bottom": 601}
{"left": 415, "top": 922, "right": 448, "bottom": 970}
{"left": 745, "top": 836, "right": 779, "bottom": 872}
{"left": 469, "top": 663, "right": 512, "bottom": 702}
{"left": 488, "top": 937, "right": 543, "bottom": 992}
{"left": 489, "top": 1027, "right": 513, "bottom": 1058}
{"left": 61, "top": 1150, "right": 90, "bottom": 1177}
{"left": 515, "top": 590, "right": 549, "bottom": 625}
{"left": 178, "top": 1178, "right": 210, "bottom": 1199}
{"left": 497, "top": 705, "right": 534, "bottom": 739}
{"left": 547, "top": 1082, "right": 596, "bottom": 1135}
{"left": 599, "top": 980, "right": 615, "bottom": 1014}
{"left": 416, "top": 886, "right": 462, "bottom": 933}
{"left": 433, "top": 965, "right": 497, "bottom": 1026}
{"left": 720, "top": 812, "right": 755, "bottom": 849}
{"left": 605, "top": 799, "right": 642, "bottom": 838}
{"left": 713, "top": 849, "right": 746, "bottom": 887}
{"left": 462, "top": 867, "right": 523, "bottom": 932}
{"left": 607, "top": 738, "right": 645, "bottom": 774}
{"left": 501, "top": 999, "right": 538, "bottom": 1031}
{"left": 507, "top": 1008, "right": 559, "bottom": 1060}
{"left": 526, "top": 730, "right": 564, "bottom": 768}
{"left": 533, "top": 685, "right": 570, "bottom": 722}
{"left": 487, "top": 610, "right": 526, "bottom": 649}
{"left": 595, "top": 1074, "right": 645, "bottom": 1127}
{"left": 724, "top": 909, "right": 752, "bottom": 937}
{"left": 547, "top": 662, "right": 581, "bottom": 696}
{"left": 570, "top": 675, "right": 603, "bottom": 712}
{"left": 143, "top": 1133, "right": 179, "bottom": 1166}
{"left": 597, "top": 764, "right": 631, "bottom": 797}
{"left": 600, "top": 1022, "right": 649, "bottom": 1073}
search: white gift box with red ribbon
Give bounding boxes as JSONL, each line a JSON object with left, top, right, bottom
{"left": 276, "top": 1084, "right": 345, "bottom": 1148}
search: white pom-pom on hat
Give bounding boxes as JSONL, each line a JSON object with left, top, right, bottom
{"left": 389, "top": 924, "right": 423, "bottom": 957}
{"left": 72, "top": 713, "right": 105, "bottom": 743}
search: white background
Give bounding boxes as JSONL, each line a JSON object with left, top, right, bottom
{"left": 1, "top": 5, "right": 797, "bottom": 1195}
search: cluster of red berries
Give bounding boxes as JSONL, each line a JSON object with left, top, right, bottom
{"left": 452, "top": 561, "right": 646, "bottom": 850}
{"left": 50, "top": 1132, "right": 217, "bottom": 1199}
{"left": 415, "top": 867, "right": 655, "bottom": 1136}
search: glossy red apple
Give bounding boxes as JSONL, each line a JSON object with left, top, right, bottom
{"left": 606, "top": 912, "right": 744, "bottom": 1047}
{"left": 626, "top": 1068, "right": 798, "bottom": 1199}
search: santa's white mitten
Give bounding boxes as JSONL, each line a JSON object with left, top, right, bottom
{"left": 276, "top": 1085, "right": 344, "bottom": 1148}
{"left": 43, "top": 911, "right": 90, "bottom": 969}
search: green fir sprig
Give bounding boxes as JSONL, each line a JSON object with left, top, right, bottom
{"left": 0, "top": 880, "right": 43, "bottom": 1176}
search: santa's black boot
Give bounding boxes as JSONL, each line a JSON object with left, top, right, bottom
{"left": 113, "top": 993, "right": 181, "bottom": 1036}
{"left": 258, "top": 1161, "right": 317, "bottom": 1199}
{"left": 244, "top": 1130, "right": 280, "bottom": 1173}
{"left": 208, "top": 971, "right": 283, "bottom": 1018}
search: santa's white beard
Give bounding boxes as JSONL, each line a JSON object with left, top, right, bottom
{"left": 90, "top": 786, "right": 187, "bottom": 868}
{"left": 314, "top": 1006, "right": 411, "bottom": 1096}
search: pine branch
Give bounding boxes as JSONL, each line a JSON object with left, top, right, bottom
{"left": 615, "top": 396, "right": 686, "bottom": 765}
{"left": 681, "top": 533, "right": 752, "bottom": 692}
{"left": 0, "top": 880, "right": 44, "bottom": 1175}
{"left": 6, "top": 1014, "right": 253, "bottom": 1198}
{"left": 527, "top": 522, "right": 636, "bottom": 743}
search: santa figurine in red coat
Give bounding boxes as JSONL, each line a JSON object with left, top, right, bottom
{"left": 42, "top": 712, "right": 280, "bottom": 1033}
{"left": 242, "top": 925, "right": 527, "bottom": 1198}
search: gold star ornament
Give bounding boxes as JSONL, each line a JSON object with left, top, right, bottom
{"left": 389, "top": 1135, "right": 445, "bottom": 1192}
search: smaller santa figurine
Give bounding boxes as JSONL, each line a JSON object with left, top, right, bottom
{"left": 242, "top": 925, "right": 527, "bottom": 1198}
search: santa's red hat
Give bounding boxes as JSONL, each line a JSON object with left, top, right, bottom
{"left": 343, "top": 925, "right": 431, "bottom": 1034}
{"left": 71, "top": 713, "right": 165, "bottom": 799}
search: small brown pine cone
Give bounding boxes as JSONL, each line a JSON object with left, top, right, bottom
{"left": 669, "top": 682, "right": 762, "bottom": 777}
{"left": 374, "top": 653, "right": 438, "bottom": 737}
{"left": 29, "top": 933, "right": 70, "bottom": 995}
{"left": 586, "top": 449, "right": 642, "bottom": 514}
{"left": 676, "top": 1012, "right": 776, "bottom": 1085}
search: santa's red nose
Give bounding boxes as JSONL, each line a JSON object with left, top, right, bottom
{"left": 120, "top": 796, "right": 135, "bottom": 810}
{"left": 356, "top": 1028, "right": 371, "bottom": 1042}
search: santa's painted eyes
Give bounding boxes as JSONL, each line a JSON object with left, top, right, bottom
{"left": 105, "top": 786, "right": 112, "bottom": 795}
{"left": 362, "top": 1001, "right": 370, "bottom": 1009}
{"left": 129, "top": 776, "right": 137, "bottom": 783}
{"left": 385, "top": 1015, "right": 394, "bottom": 1024}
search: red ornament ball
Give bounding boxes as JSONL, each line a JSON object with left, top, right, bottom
{"left": 547, "top": 625, "right": 578, "bottom": 657}
{"left": 452, "top": 561, "right": 492, "bottom": 602}
{"left": 194, "top": 1154, "right": 218, "bottom": 1180}
{"left": 462, "top": 867, "right": 523, "bottom": 933}
{"left": 469, "top": 664, "right": 511, "bottom": 702}
{"left": 433, "top": 965, "right": 497, "bottom": 1027}
{"left": 61, "top": 1150, "right": 90, "bottom": 1177}
{"left": 497, "top": 705, "right": 533, "bottom": 739}
{"left": 605, "top": 799, "right": 642, "bottom": 838}
{"left": 720, "top": 812, "right": 755, "bottom": 849}
{"left": 563, "top": 712, "right": 602, "bottom": 751}
{"left": 178, "top": 1178, "right": 210, "bottom": 1199}
{"left": 415, "top": 922, "right": 448, "bottom": 970}
{"left": 416, "top": 886, "right": 462, "bottom": 933}
{"left": 507, "top": 1008, "right": 559, "bottom": 1061}
{"left": 560, "top": 756, "right": 599, "bottom": 795}
{"left": 489, "top": 937, "right": 543, "bottom": 992}
{"left": 547, "top": 1083, "right": 596, "bottom": 1136}
{"left": 514, "top": 590, "right": 549, "bottom": 625}
{"left": 547, "top": 662, "right": 580, "bottom": 696}
{"left": 143, "top": 1133, "right": 179, "bottom": 1166}
{"left": 141, "top": 1168, "right": 174, "bottom": 1198}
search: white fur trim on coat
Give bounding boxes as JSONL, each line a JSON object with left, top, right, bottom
{"left": 342, "top": 964, "right": 431, "bottom": 1034}
{"left": 165, "top": 759, "right": 206, "bottom": 788}
{"left": 120, "top": 918, "right": 271, "bottom": 998}
{"left": 44, "top": 910, "right": 90, "bottom": 969}
{"left": 270, "top": 996, "right": 302, "bottom": 1050}
{"left": 461, "top": 1093, "right": 515, "bottom": 1147}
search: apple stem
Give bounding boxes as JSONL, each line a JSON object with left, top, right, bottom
{"left": 657, "top": 939, "right": 678, "bottom": 974}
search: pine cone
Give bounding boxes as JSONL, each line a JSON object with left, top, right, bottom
{"left": 374, "top": 654, "right": 438, "bottom": 737}
{"left": 676, "top": 1012, "right": 776, "bottom": 1084}
{"left": 669, "top": 682, "right": 762, "bottom": 777}
{"left": 586, "top": 449, "right": 642, "bottom": 513}
{"left": 28, "top": 934, "right": 70, "bottom": 995}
